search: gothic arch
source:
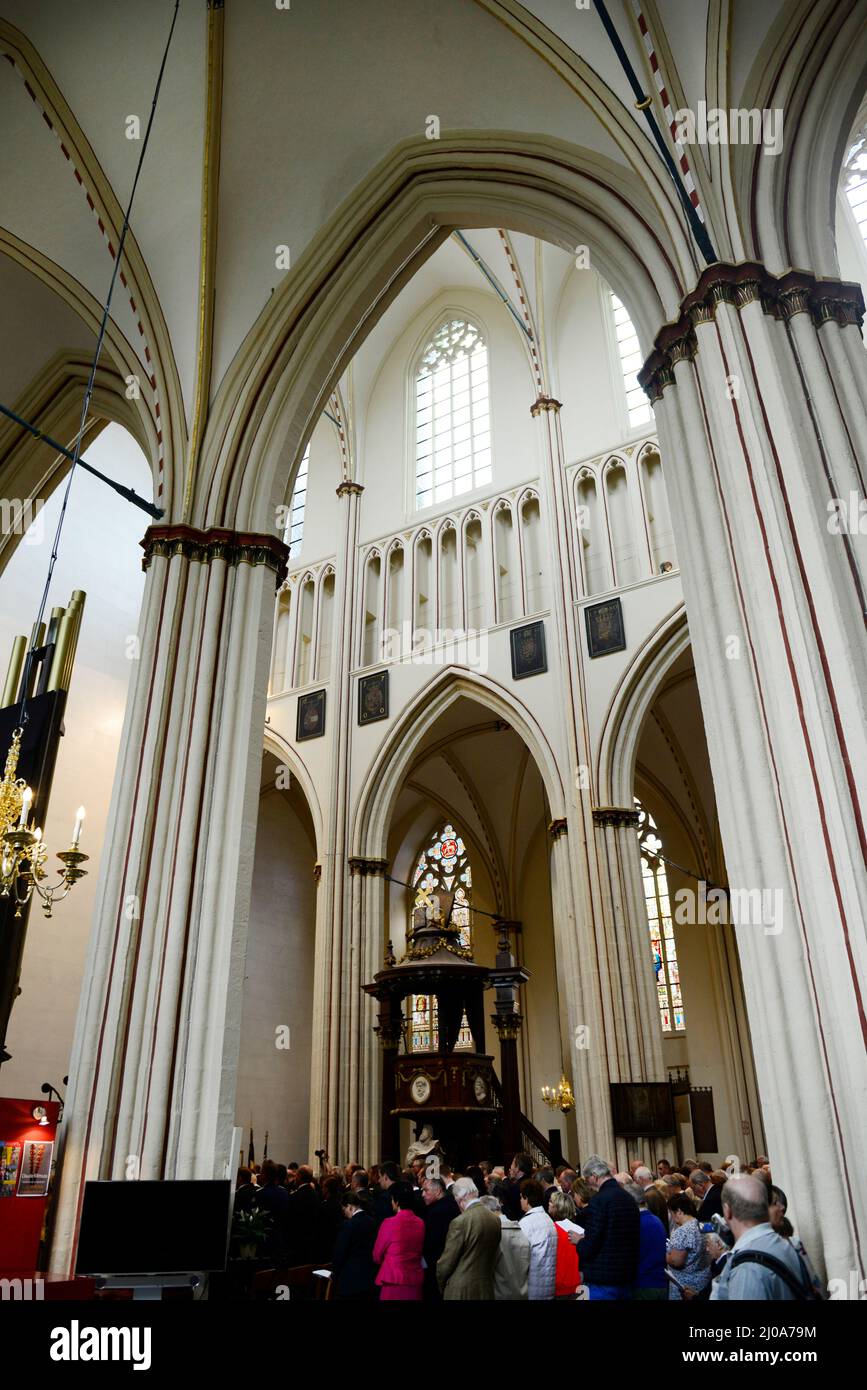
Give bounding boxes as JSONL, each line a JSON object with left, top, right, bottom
{"left": 741, "top": 0, "right": 867, "bottom": 273}
{"left": 351, "top": 664, "right": 566, "bottom": 861}
{"left": 197, "top": 131, "right": 696, "bottom": 535}
{"left": 0, "top": 352, "right": 155, "bottom": 577}
{"left": 0, "top": 19, "right": 185, "bottom": 509}
{"left": 262, "top": 728, "right": 324, "bottom": 854}
{"left": 596, "top": 603, "right": 690, "bottom": 806}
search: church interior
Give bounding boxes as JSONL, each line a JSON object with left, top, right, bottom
{"left": 0, "top": 0, "right": 865, "bottom": 1327}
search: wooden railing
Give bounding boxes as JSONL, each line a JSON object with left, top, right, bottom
{"left": 490, "top": 1070, "right": 558, "bottom": 1166}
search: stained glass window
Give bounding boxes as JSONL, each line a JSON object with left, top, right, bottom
{"left": 409, "top": 824, "right": 473, "bottom": 1052}
{"left": 636, "top": 801, "right": 685, "bottom": 1033}
{"left": 415, "top": 319, "right": 491, "bottom": 510}
{"left": 842, "top": 124, "right": 867, "bottom": 254}
{"left": 610, "top": 292, "right": 654, "bottom": 430}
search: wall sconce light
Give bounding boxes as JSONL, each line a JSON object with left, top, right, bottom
{"left": 31, "top": 1105, "right": 49, "bottom": 1126}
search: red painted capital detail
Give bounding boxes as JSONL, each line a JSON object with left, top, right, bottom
{"left": 140, "top": 524, "right": 290, "bottom": 588}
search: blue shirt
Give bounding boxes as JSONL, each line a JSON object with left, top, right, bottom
{"left": 711, "top": 1223, "right": 809, "bottom": 1300}
{"left": 635, "top": 1208, "right": 667, "bottom": 1289}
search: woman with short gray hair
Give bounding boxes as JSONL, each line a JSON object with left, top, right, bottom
{"left": 549, "top": 1190, "right": 581, "bottom": 1299}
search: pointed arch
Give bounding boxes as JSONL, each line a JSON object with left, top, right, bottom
{"left": 596, "top": 604, "right": 690, "bottom": 806}
{"left": 351, "top": 665, "right": 565, "bottom": 860}
{"left": 196, "top": 131, "right": 692, "bottom": 534}
{"left": 262, "top": 729, "right": 324, "bottom": 853}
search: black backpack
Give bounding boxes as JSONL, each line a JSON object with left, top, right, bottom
{"left": 729, "top": 1248, "right": 821, "bottom": 1301}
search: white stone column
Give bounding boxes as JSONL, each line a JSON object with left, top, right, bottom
{"left": 533, "top": 398, "right": 668, "bottom": 1165}
{"left": 346, "top": 857, "right": 388, "bottom": 1165}
{"left": 640, "top": 262, "right": 867, "bottom": 1281}
{"left": 590, "top": 806, "right": 671, "bottom": 1171}
{"left": 51, "top": 524, "right": 287, "bottom": 1273}
{"left": 308, "top": 481, "right": 362, "bottom": 1162}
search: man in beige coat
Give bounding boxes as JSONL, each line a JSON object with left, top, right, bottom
{"left": 436, "top": 1177, "right": 502, "bottom": 1300}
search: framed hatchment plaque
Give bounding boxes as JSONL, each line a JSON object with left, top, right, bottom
{"left": 358, "top": 670, "right": 388, "bottom": 725}
{"left": 296, "top": 688, "right": 326, "bottom": 741}
{"left": 510, "top": 620, "right": 547, "bottom": 680}
{"left": 585, "top": 597, "right": 626, "bottom": 658}
{"left": 610, "top": 1082, "right": 675, "bottom": 1137}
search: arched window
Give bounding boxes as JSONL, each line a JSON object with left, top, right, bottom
{"left": 842, "top": 122, "right": 867, "bottom": 252}
{"left": 415, "top": 318, "right": 491, "bottom": 510}
{"left": 409, "top": 823, "right": 473, "bottom": 1052}
{"left": 285, "top": 445, "right": 310, "bottom": 558}
{"left": 610, "top": 293, "right": 653, "bottom": 430}
{"left": 636, "top": 801, "right": 685, "bottom": 1033}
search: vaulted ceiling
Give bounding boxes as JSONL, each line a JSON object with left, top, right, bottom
{"left": 0, "top": 0, "right": 848, "bottom": 521}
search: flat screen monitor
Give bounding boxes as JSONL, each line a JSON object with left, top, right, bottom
{"left": 75, "top": 1180, "right": 232, "bottom": 1275}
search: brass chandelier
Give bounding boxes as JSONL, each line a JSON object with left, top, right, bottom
{"left": 541, "top": 1074, "right": 575, "bottom": 1115}
{"left": 0, "top": 726, "right": 87, "bottom": 919}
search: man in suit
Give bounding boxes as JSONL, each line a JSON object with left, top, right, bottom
{"left": 421, "top": 1176, "right": 459, "bottom": 1300}
{"left": 331, "top": 1192, "right": 377, "bottom": 1299}
{"left": 372, "top": 1161, "right": 401, "bottom": 1226}
{"left": 253, "top": 1160, "right": 291, "bottom": 1259}
{"left": 501, "top": 1152, "right": 533, "bottom": 1221}
{"left": 538, "top": 1167, "right": 557, "bottom": 1213}
{"left": 691, "top": 1169, "right": 724, "bottom": 1223}
{"left": 233, "top": 1167, "right": 256, "bottom": 1215}
{"left": 286, "top": 1164, "right": 319, "bottom": 1264}
{"left": 436, "top": 1176, "right": 502, "bottom": 1300}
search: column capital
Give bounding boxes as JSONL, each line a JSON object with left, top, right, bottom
{"left": 530, "top": 394, "right": 563, "bottom": 417}
{"left": 491, "top": 1013, "right": 524, "bottom": 1040}
{"left": 547, "top": 817, "right": 568, "bottom": 839}
{"left": 348, "top": 855, "right": 389, "bottom": 877}
{"left": 336, "top": 480, "right": 364, "bottom": 498}
{"left": 639, "top": 262, "right": 865, "bottom": 403}
{"left": 374, "top": 1021, "right": 403, "bottom": 1051}
{"left": 592, "top": 805, "right": 640, "bottom": 829}
{"left": 140, "top": 524, "right": 289, "bottom": 587}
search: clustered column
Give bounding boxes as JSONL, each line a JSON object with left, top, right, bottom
{"left": 640, "top": 262, "right": 867, "bottom": 1280}
{"left": 532, "top": 395, "right": 669, "bottom": 1166}
{"left": 52, "top": 524, "right": 287, "bottom": 1273}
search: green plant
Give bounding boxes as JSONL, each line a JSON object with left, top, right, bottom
{"left": 232, "top": 1206, "right": 271, "bottom": 1256}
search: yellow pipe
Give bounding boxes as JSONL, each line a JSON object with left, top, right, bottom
{"left": 1, "top": 635, "right": 26, "bottom": 708}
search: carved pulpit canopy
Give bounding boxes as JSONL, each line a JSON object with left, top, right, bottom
{"left": 407, "top": 887, "right": 471, "bottom": 961}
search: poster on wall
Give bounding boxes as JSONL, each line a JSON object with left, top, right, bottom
{"left": 0, "top": 1143, "right": 21, "bottom": 1197}
{"left": 18, "top": 1140, "right": 52, "bottom": 1196}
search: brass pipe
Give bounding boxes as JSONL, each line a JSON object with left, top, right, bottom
{"left": 45, "top": 612, "right": 74, "bottom": 693}
{"left": 60, "top": 591, "right": 86, "bottom": 692}
{"left": 1, "top": 635, "right": 26, "bottom": 708}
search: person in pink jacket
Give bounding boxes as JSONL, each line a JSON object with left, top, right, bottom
{"left": 372, "top": 1181, "right": 426, "bottom": 1300}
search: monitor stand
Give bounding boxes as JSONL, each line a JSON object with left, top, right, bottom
{"left": 99, "top": 1274, "right": 201, "bottom": 1301}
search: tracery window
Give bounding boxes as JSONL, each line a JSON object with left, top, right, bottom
{"left": 636, "top": 801, "right": 685, "bottom": 1033}
{"left": 285, "top": 445, "right": 310, "bottom": 558}
{"left": 409, "top": 824, "right": 473, "bottom": 1052}
{"left": 415, "top": 318, "right": 491, "bottom": 509}
{"left": 610, "top": 292, "right": 654, "bottom": 430}
{"left": 842, "top": 124, "right": 867, "bottom": 253}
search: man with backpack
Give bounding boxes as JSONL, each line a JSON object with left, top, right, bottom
{"left": 710, "top": 1175, "right": 819, "bottom": 1300}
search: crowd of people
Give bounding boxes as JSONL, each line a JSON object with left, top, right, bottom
{"left": 232, "top": 1150, "right": 824, "bottom": 1301}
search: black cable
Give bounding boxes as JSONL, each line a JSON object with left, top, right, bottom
{"left": 384, "top": 872, "right": 504, "bottom": 921}
{"left": 640, "top": 841, "right": 728, "bottom": 897}
{"left": 14, "top": 0, "right": 180, "bottom": 729}
{"left": 0, "top": 403, "right": 163, "bottom": 520}
{"left": 591, "top": 0, "right": 717, "bottom": 266}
